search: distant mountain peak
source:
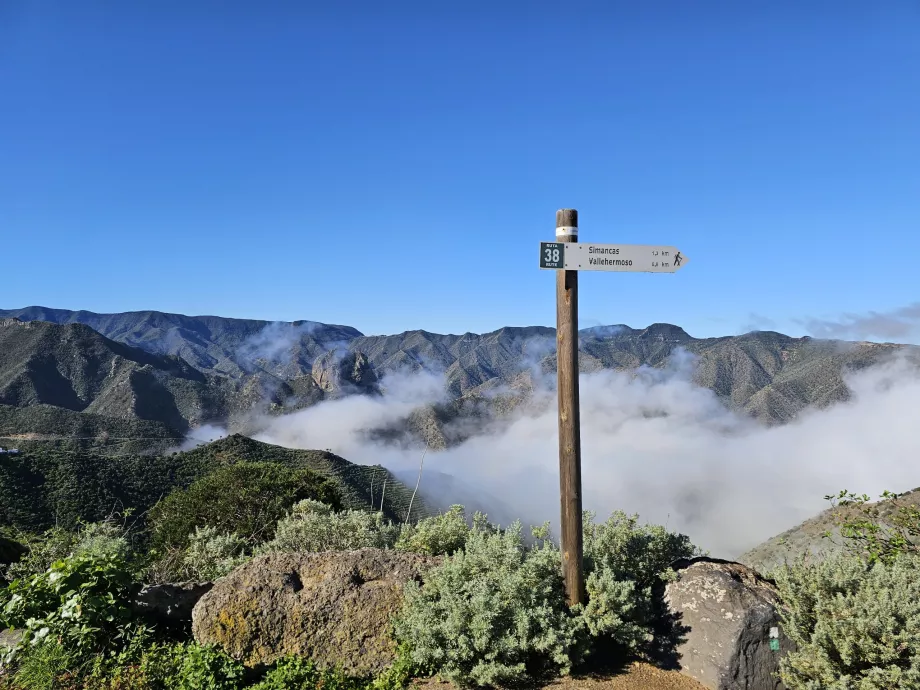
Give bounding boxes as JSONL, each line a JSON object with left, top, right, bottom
{"left": 637, "top": 323, "right": 693, "bottom": 341}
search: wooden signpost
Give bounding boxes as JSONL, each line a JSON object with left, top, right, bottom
{"left": 540, "top": 209, "right": 690, "bottom": 606}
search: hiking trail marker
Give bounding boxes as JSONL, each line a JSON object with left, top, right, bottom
{"left": 544, "top": 210, "right": 691, "bottom": 607}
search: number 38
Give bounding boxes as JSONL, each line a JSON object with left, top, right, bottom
{"left": 544, "top": 248, "right": 560, "bottom": 263}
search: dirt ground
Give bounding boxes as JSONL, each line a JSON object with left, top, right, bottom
{"left": 412, "top": 662, "right": 706, "bottom": 690}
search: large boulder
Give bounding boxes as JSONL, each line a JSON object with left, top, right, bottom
{"left": 191, "top": 549, "right": 440, "bottom": 676}
{"left": 311, "top": 350, "right": 379, "bottom": 396}
{"left": 132, "top": 581, "right": 214, "bottom": 629}
{"left": 663, "top": 557, "right": 794, "bottom": 690}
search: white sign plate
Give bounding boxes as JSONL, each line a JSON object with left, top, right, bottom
{"left": 539, "top": 242, "right": 689, "bottom": 273}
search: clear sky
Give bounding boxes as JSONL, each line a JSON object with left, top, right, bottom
{"left": 3, "top": 1, "right": 919, "bottom": 341}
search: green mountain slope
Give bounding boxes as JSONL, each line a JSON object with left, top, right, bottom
{"left": 0, "top": 434, "right": 428, "bottom": 535}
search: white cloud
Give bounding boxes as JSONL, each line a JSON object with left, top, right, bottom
{"left": 245, "top": 349, "right": 920, "bottom": 560}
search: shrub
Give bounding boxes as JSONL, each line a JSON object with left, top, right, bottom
{"left": 258, "top": 499, "right": 400, "bottom": 554}
{"left": 2, "top": 519, "right": 131, "bottom": 583}
{"left": 394, "top": 520, "right": 584, "bottom": 687}
{"left": 183, "top": 527, "right": 250, "bottom": 580}
{"left": 148, "top": 463, "right": 341, "bottom": 552}
{"left": 825, "top": 489, "right": 920, "bottom": 565}
{"left": 393, "top": 510, "right": 701, "bottom": 688}
{"left": 0, "top": 551, "right": 147, "bottom": 668}
{"left": 395, "top": 505, "right": 472, "bottom": 556}
{"left": 581, "top": 509, "right": 701, "bottom": 652}
{"left": 774, "top": 551, "right": 920, "bottom": 689}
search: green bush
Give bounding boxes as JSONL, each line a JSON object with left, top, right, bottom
{"left": 258, "top": 499, "right": 400, "bottom": 554}
{"left": 395, "top": 505, "right": 472, "bottom": 556}
{"left": 148, "top": 462, "right": 341, "bottom": 552}
{"left": 392, "top": 511, "right": 700, "bottom": 688}
{"left": 0, "top": 552, "right": 146, "bottom": 665}
{"left": 774, "top": 551, "right": 920, "bottom": 689}
{"left": 581, "top": 509, "right": 701, "bottom": 650}
{"left": 2, "top": 519, "right": 131, "bottom": 583}
{"left": 183, "top": 527, "right": 250, "bottom": 580}
{"left": 393, "top": 520, "right": 584, "bottom": 687}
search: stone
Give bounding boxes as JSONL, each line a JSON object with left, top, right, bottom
{"left": 132, "top": 581, "right": 214, "bottom": 629}
{"left": 662, "top": 557, "right": 794, "bottom": 690}
{"left": 191, "top": 548, "right": 440, "bottom": 676}
{"left": 0, "top": 628, "right": 23, "bottom": 651}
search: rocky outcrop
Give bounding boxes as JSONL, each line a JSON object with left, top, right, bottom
{"left": 663, "top": 557, "right": 794, "bottom": 690}
{"left": 191, "top": 549, "right": 440, "bottom": 676}
{"left": 132, "top": 581, "right": 214, "bottom": 629}
{"left": 311, "top": 350, "right": 379, "bottom": 396}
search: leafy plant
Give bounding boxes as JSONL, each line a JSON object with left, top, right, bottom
{"left": 774, "top": 551, "right": 920, "bottom": 689}
{"left": 250, "top": 656, "right": 361, "bottom": 690}
{"left": 0, "top": 552, "right": 145, "bottom": 665}
{"left": 148, "top": 463, "right": 341, "bottom": 552}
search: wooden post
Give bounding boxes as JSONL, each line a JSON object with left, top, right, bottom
{"left": 555, "top": 208, "right": 585, "bottom": 607}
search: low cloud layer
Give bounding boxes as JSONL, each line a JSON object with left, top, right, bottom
{"left": 237, "top": 348, "right": 920, "bottom": 560}
{"left": 798, "top": 302, "right": 920, "bottom": 342}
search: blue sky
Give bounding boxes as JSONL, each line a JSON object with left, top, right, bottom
{"left": 2, "top": 1, "right": 919, "bottom": 340}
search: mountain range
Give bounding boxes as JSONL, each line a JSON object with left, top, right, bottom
{"left": 1, "top": 306, "right": 918, "bottom": 448}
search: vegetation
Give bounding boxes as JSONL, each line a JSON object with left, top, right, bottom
{"left": 1, "top": 450, "right": 918, "bottom": 689}
{"left": 767, "top": 489, "right": 920, "bottom": 689}
{"left": 0, "top": 436, "right": 425, "bottom": 539}
{"left": 774, "top": 553, "right": 920, "bottom": 689}
{"left": 824, "top": 489, "right": 920, "bottom": 565}
{"left": 148, "top": 462, "right": 341, "bottom": 551}
{"left": 392, "top": 512, "right": 700, "bottom": 688}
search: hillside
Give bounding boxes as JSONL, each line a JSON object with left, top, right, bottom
{"left": 0, "top": 434, "right": 429, "bottom": 535}
{"left": 176, "top": 434, "right": 431, "bottom": 522}
{"left": 738, "top": 487, "right": 920, "bottom": 575}
{"left": 0, "top": 318, "right": 327, "bottom": 440}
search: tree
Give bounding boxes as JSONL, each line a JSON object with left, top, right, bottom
{"left": 148, "top": 462, "right": 341, "bottom": 552}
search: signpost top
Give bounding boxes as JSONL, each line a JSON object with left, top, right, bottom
{"left": 539, "top": 241, "right": 689, "bottom": 273}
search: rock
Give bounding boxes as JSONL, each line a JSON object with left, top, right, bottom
{"left": 133, "top": 582, "right": 214, "bottom": 628}
{"left": 191, "top": 548, "right": 440, "bottom": 676}
{"left": 0, "top": 628, "right": 23, "bottom": 651}
{"left": 311, "top": 350, "right": 379, "bottom": 396}
{"left": 662, "top": 557, "right": 794, "bottom": 690}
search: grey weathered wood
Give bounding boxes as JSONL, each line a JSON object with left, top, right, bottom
{"left": 555, "top": 208, "right": 585, "bottom": 607}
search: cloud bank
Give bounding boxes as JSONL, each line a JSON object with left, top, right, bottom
{"left": 235, "top": 347, "right": 920, "bottom": 560}
{"left": 798, "top": 302, "right": 920, "bottom": 343}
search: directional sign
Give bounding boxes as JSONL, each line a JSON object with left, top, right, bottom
{"left": 539, "top": 242, "right": 689, "bottom": 273}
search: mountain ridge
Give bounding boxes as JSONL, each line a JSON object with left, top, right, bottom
{"left": 1, "top": 306, "right": 918, "bottom": 445}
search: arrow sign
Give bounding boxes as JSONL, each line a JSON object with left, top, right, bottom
{"left": 539, "top": 242, "right": 689, "bottom": 273}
